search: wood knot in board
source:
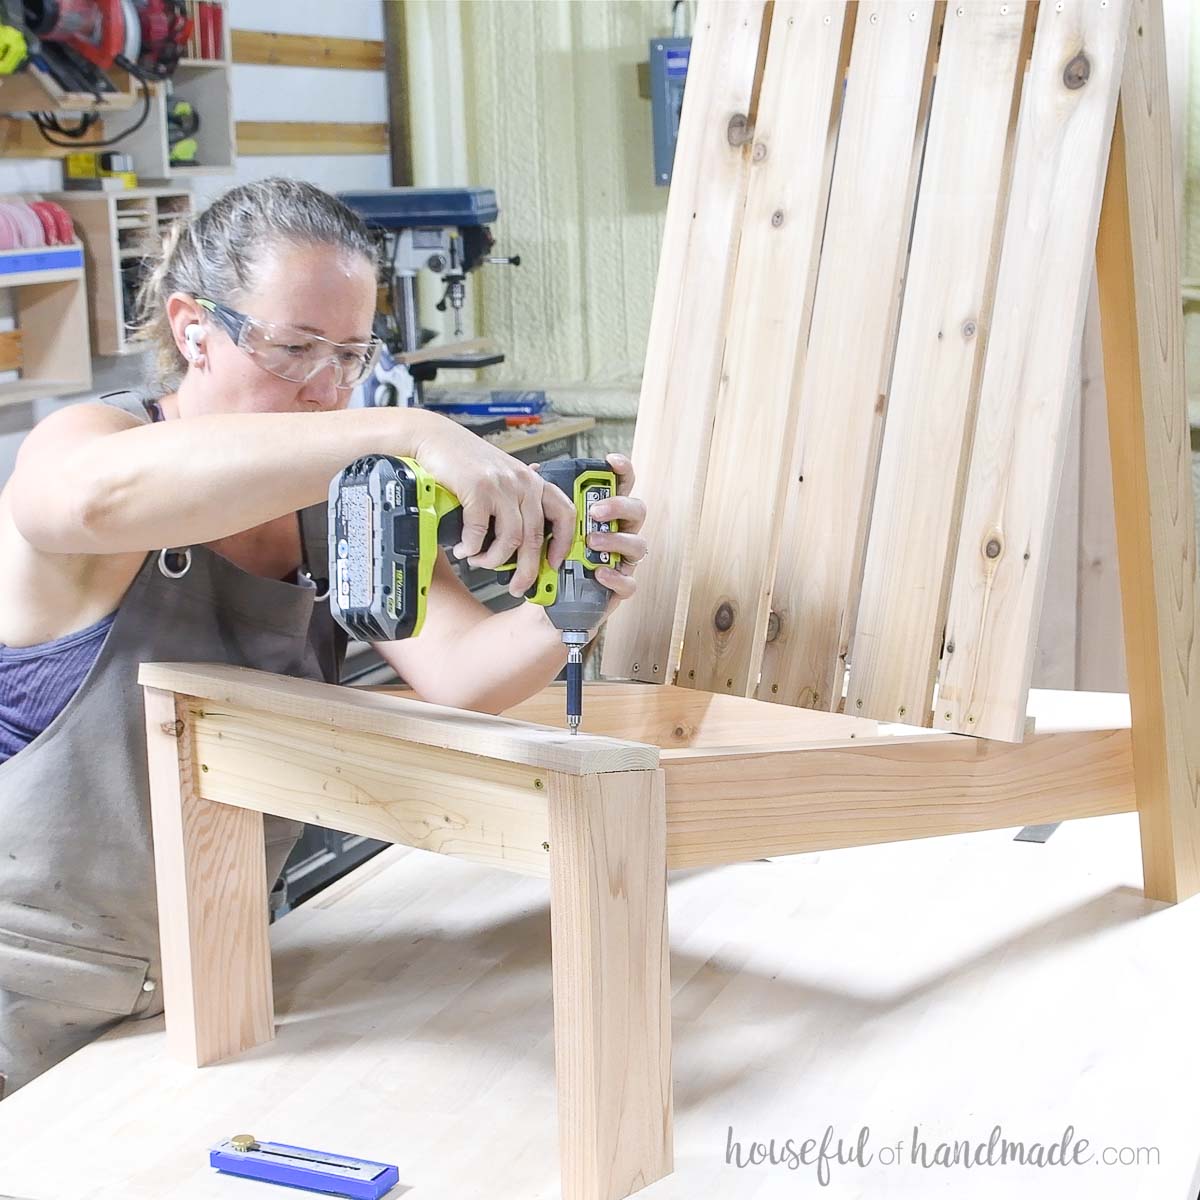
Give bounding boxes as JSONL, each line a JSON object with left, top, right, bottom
{"left": 727, "top": 113, "right": 753, "bottom": 147}
{"left": 984, "top": 536, "right": 1003, "bottom": 560}
{"left": 160, "top": 720, "right": 184, "bottom": 738}
{"left": 765, "top": 611, "right": 781, "bottom": 643}
{"left": 714, "top": 602, "right": 735, "bottom": 633}
{"left": 1063, "top": 52, "right": 1090, "bottom": 90}
{"left": 752, "top": 141, "right": 767, "bottom": 162}
{"left": 771, "top": 209, "right": 785, "bottom": 228}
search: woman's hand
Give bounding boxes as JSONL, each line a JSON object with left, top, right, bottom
{"left": 589, "top": 453, "right": 648, "bottom": 615}
{"left": 412, "top": 412, "right": 576, "bottom": 597}
{"left": 535, "top": 452, "right": 648, "bottom": 618}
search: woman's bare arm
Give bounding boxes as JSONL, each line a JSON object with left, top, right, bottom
{"left": 373, "top": 551, "right": 569, "bottom": 713}
{"left": 374, "top": 454, "right": 650, "bottom": 714}
{"left": 8, "top": 401, "right": 574, "bottom": 597}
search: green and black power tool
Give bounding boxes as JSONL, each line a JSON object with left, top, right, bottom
{"left": 329, "top": 455, "right": 619, "bottom": 734}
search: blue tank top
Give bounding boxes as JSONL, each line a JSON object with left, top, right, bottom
{"left": 0, "top": 611, "right": 117, "bottom": 763}
{"left": 0, "top": 391, "right": 154, "bottom": 764}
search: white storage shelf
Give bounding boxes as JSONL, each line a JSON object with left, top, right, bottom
{"left": 53, "top": 189, "right": 193, "bottom": 358}
{"left": 0, "top": 243, "right": 92, "bottom": 409}
{"left": 104, "top": 3, "right": 234, "bottom": 183}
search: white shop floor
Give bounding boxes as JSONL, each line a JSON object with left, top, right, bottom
{"left": 0, "top": 811, "right": 1196, "bottom": 1200}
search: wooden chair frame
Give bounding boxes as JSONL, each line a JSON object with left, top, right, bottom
{"left": 139, "top": 2, "right": 1198, "bottom": 1199}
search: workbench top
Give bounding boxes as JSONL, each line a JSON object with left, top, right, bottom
{"left": 2, "top": 810, "right": 1198, "bottom": 1200}
{"left": 0, "top": 844, "right": 565, "bottom": 1199}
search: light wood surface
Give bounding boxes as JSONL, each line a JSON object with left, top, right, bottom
{"left": 548, "top": 770, "right": 673, "bottom": 1200}
{"left": 397, "top": 336, "right": 496, "bottom": 366}
{"left": 0, "top": 63, "right": 138, "bottom": 115}
{"left": 1034, "top": 393, "right": 1082, "bottom": 689}
{"left": 663, "top": 727, "right": 1133, "bottom": 869}
{"left": 599, "top": 0, "right": 768, "bottom": 685}
{"left": 0, "top": 328, "right": 22, "bottom": 372}
{"left": 756, "top": 0, "right": 936, "bottom": 713}
{"left": 2, "top": 810, "right": 1196, "bottom": 1199}
{"left": 678, "top": 0, "right": 849, "bottom": 698}
{"left": 503, "top": 682, "right": 879, "bottom": 747}
{"left": 0, "top": 116, "right": 106, "bottom": 157}
{"left": 937, "top": 0, "right": 1129, "bottom": 741}
{"left": 1077, "top": 281, "right": 1128, "bottom": 691}
{"left": 1095, "top": 0, "right": 1200, "bottom": 903}
{"left": 149, "top": 675, "right": 1135, "bottom": 882}
{"left": 7, "top": 272, "right": 91, "bottom": 404}
{"left": 488, "top": 414, "right": 596, "bottom": 456}
{"left": 847, "top": 1, "right": 1028, "bottom": 726}
{"left": 54, "top": 190, "right": 192, "bottom": 357}
{"left": 143, "top": 688, "right": 274, "bottom": 1068}
{"left": 189, "top": 698, "right": 553, "bottom": 877}
{"left": 137, "top": 664, "right": 660, "bottom": 776}
{"left": 231, "top": 30, "right": 385, "bottom": 71}
{"left": 235, "top": 120, "right": 389, "bottom": 156}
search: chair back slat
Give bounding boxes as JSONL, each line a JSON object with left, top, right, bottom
{"left": 679, "top": 1, "right": 851, "bottom": 695}
{"left": 601, "top": 0, "right": 1132, "bottom": 745}
{"left": 758, "top": 0, "right": 938, "bottom": 711}
{"left": 936, "top": 0, "right": 1129, "bottom": 740}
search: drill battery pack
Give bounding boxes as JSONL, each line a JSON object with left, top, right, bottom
{"left": 328, "top": 455, "right": 455, "bottom": 642}
{"left": 329, "top": 455, "right": 620, "bottom": 645}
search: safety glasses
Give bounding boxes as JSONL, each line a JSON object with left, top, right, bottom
{"left": 194, "top": 297, "right": 381, "bottom": 389}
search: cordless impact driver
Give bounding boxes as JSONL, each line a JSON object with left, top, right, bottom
{"left": 328, "top": 455, "right": 619, "bottom": 734}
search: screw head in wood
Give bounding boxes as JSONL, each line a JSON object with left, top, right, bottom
{"left": 632, "top": 662, "right": 640, "bottom": 672}
{"left": 985, "top": 537, "right": 1002, "bottom": 559}
{"left": 752, "top": 141, "right": 767, "bottom": 162}
{"left": 1063, "top": 52, "right": 1090, "bottom": 90}
{"left": 534, "top": 778, "right": 544, "bottom": 790}
{"left": 714, "top": 602, "right": 735, "bottom": 632}
{"left": 726, "top": 678, "right": 734, "bottom": 688}
{"left": 771, "top": 684, "right": 779, "bottom": 694}
{"left": 688, "top": 669, "right": 696, "bottom": 679}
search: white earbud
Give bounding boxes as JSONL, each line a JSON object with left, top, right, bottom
{"left": 184, "top": 323, "right": 204, "bottom": 363}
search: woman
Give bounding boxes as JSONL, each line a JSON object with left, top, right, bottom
{"left": 0, "top": 178, "right": 648, "bottom": 1097}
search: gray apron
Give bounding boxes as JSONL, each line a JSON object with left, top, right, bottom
{"left": 0, "top": 391, "right": 345, "bottom": 1097}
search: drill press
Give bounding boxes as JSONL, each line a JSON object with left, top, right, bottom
{"left": 339, "top": 187, "right": 520, "bottom": 406}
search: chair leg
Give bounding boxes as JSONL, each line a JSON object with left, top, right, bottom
{"left": 143, "top": 688, "right": 275, "bottom": 1066}
{"left": 1095, "top": 0, "right": 1200, "bottom": 905}
{"left": 547, "top": 768, "right": 674, "bottom": 1200}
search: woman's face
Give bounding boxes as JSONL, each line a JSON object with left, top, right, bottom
{"left": 181, "top": 240, "right": 377, "bottom": 415}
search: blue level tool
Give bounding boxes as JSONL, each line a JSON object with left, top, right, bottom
{"left": 209, "top": 1135, "right": 399, "bottom": 1199}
